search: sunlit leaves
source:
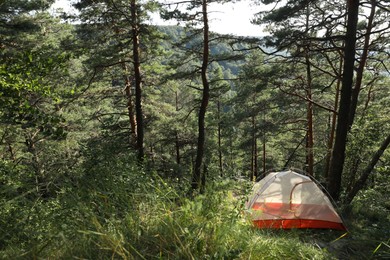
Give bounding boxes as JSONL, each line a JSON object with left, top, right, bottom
{"left": 0, "top": 50, "right": 69, "bottom": 140}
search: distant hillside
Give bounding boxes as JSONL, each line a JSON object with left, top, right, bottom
{"left": 158, "top": 25, "right": 250, "bottom": 75}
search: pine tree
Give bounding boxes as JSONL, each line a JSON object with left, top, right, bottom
{"left": 74, "top": 0, "right": 164, "bottom": 162}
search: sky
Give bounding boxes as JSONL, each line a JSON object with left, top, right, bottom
{"left": 208, "top": 1, "right": 263, "bottom": 36}
{"left": 51, "top": 0, "right": 264, "bottom": 37}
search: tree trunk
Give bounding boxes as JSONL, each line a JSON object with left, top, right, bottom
{"left": 175, "top": 91, "right": 180, "bottom": 165}
{"left": 250, "top": 101, "right": 258, "bottom": 181}
{"left": 348, "top": 0, "right": 375, "bottom": 129}
{"left": 304, "top": 5, "right": 314, "bottom": 177}
{"left": 344, "top": 133, "right": 390, "bottom": 204}
{"left": 305, "top": 112, "right": 314, "bottom": 176}
{"left": 345, "top": 157, "right": 361, "bottom": 193}
{"left": 217, "top": 99, "right": 223, "bottom": 177}
{"left": 254, "top": 134, "right": 258, "bottom": 180}
{"left": 305, "top": 46, "right": 314, "bottom": 176}
{"left": 175, "top": 131, "right": 180, "bottom": 165}
{"left": 25, "top": 132, "right": 43, "bottom": 194}
{"left": 192, "top": 0, "right": 210, "bottom": 191}
{"left": 325, "top": 58, "right": 343, "bottom": 179}
{"left": 131, "top": 0, "right": 144, "bottom": 162}
{"left": 262, "top": 124, "right": 266, "bottom": 175}
{"left": 328, "top": 0, "right": 360, "bottom": 201}
{"left": 123, "top": 63, "right": 137, "bottom": 146}
{"left": 284, "top": 136, "right": 306, "bottom": 169}
{"left": 201, "top": 159, "right": 207, "bottom": 194}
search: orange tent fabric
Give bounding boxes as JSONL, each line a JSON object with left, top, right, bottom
{"left": 246, "top": 170, "right": 346, "bottom": 230}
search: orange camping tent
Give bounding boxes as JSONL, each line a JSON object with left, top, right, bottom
{"left": 246, "top": 170, "right": 346, "bottom": 230}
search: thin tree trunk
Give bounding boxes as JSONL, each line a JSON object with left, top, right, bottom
{"left": 345, "top": 157, "right": 361, "bottom": 193}
{"left": 262, "top": 121, "right": 266, "bottom": 175}
{"left": 115, "top": 23, "right": 137, "bottom": 147}
{"left": 284, "top": 136, "right": 306, "bottom": 169}
{"left": 328, "top": 0, "right": 360, "bottom": 201}
{"left": 325, "top": 58, "right": 343, "bottom": 179}
{"left": 250, "top": 113, "right": 256, "bottom": 181}
{"left": 25, "top": 132, "right": 42, "bottom": 194}
{"left": 175, "top": 132, "right": 180, "bottom": 165}
{"left": 250, "top": 140, "right": 257, "bottom": 180}
{"left": 192, "top": 0, "right": 210, "bottom": 191}
{"left": 304, "top": 5, "right": 314, "bottom": 177}
{"left": 345, "top": 133, "right": 390, "bottom": 204}
{"left": 250, "top": 93, "right": 258, "bottom": 181}
{"left": 123, "top": 63, "right": 137, "bottom": 146}
{"left": 262, "top": 139, "right": 266, "bottom": 175}
{"left": 131, "top": 0, "right": 144, "bottom": 162}
{"left": 175, "top": 91, "right": 180, "bottom": 165}
{"left": 217, "top": 99, "right": 223, "bottom": 177}
{"left": 229, "top": 135, "right": 234, "bottom": 172}
{"left": 201, "top": 159, "right": 207, "bottom": 194}
{"left": 305, "top": 48, "right": 314, "bottom": 176}
{"left": 254, "top": 135, "right": 258, "bottom": 180}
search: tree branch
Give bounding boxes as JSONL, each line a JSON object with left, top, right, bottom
{"left": 278, "top": 86, "right": 337, "bottom": 114}
{"left": 345, "top": 133, "right": 390, "bottom": 204}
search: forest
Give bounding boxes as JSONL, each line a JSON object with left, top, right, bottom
{"left": 0, "top": 0, "right": 389, "bottom": 258}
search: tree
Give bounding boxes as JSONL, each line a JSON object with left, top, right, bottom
{"left": 74, "top": 0, "right": 163, "bottom": 162}
{"left": 0, "top": 0, "right": 55, "bottom": 52}
{"left": 344, "top": 134, "right": 390, "bottom": 205}
{"left": 328, "top": 1, "right": 387, "bottom": 202}
{"left": 252, "top": 0, "right": 390, "bottom": 201}
{"left": 253, "top": 0, "right": 347, "bottom": 178}
{"left": 337, "top": 0, "right": 390, "bottom": 203}
{"left": 194, "top": 0, "right": 210, "bottom": 192}
{"left": 161, "top": 0, "right": 240, "bottom": 192}
{"left": 130, "top": 0, "right": 145, "bottom": 161}
{"left": 233, "top": 52, "right": 298, "bottom": 177}
{"left": 0, "top": 10, "right": 73, "bottom": 196}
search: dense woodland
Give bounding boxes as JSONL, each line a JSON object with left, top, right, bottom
{"left": 1, "top": 0, "right": 389, "bottom": 258}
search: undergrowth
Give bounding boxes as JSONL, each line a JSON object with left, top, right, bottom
{"left": 0, "top": 155, "right": 335, "bottom": 259}
{"left": 2, "top": 154, "right": 387, "bottom": 259}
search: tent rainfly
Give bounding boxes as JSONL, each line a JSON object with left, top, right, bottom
{"left": 246, "top": 170, "right": 346, "bottom": 230}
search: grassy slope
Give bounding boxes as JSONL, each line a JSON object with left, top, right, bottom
{"left": 1, "top": 161, "right": 388, "bottom": 259}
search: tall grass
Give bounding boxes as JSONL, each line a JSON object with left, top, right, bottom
{"left": 1, "top": 156, "right": 333, "bottom": 259}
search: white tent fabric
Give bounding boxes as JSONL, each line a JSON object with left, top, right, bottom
{"left": 246, "top": 170, "right": 346, "bottom": 230}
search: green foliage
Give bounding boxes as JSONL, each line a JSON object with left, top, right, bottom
{"left": 0, "top": 51, "right": 68, "bottom": 129}
{"left": 350, "top": 167, "right": 390, "bottom": 227}
{"left": 337, "top": 166, "right": 390, "bottom": 259}
{"left": 343, "top": 87, "right": 390, "bottom": 195}
{"left": 258, "top": 0, "right": 309, "bottom": 22}
{"left": 0, "top": 0, "right": 55, "bottom": 50}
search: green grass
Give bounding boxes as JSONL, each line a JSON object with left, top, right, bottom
{"left": 1, "top": 161, "right": 388, "bottom": 259}
{"left": 0, "top": 178, "right": 334, "bottom": 259}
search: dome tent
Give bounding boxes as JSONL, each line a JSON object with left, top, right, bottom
{"left": 246, "top": 170, "right": 346, "bottom": 230}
